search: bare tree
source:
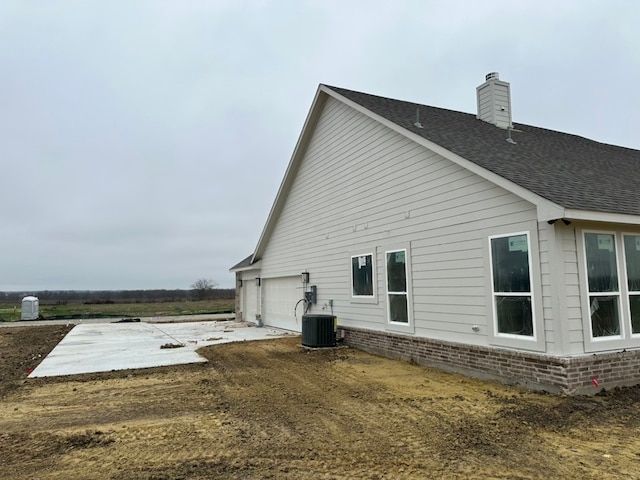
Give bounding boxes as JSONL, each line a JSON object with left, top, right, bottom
{"left": 190, "top": 278, "right": 219, "bottom": 300}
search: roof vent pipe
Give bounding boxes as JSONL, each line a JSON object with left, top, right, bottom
{"left": 414, "top": 108, "right": 423, "bottom": 128}
{"left": 476, "top": 72, "right": 512, "bottom": 129}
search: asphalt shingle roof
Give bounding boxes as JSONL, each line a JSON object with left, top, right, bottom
{"left": 328, "top": 86, "right": 640, "bottom": 216}
{"left": 229, "top": 254, "right": 254, "bottom": 271}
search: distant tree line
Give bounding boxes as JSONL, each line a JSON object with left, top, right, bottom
{"left": 0, "top": 288, "right": 234, "bottom": 305}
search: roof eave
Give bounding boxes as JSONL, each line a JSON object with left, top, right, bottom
{"left": 563, "top": 209, "right": 640, "bottom": 226}
{"left": 229, "top": 258, "right": 262, "bottom": 273}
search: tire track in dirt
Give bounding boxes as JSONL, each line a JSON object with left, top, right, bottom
{"left": 2, "top": 334, "right": 640, "bottom": 479}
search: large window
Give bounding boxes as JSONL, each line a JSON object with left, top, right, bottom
{"left": 490, "top": 233, "right": 534, "bottom": 337}
{"left": 623, "top": 235, "right": 640, "bottom": 335}
{"left": 351, "top": 253, "right": 374, "bottom": 297}
{"left": 584, "top": 233, "right": 621, "bottom": 337}
{"left": 385, "top": 249, "right": 408, "bottom": 323}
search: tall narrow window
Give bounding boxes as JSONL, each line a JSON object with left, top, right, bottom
{"left": 584, "top": 233, "right": 620, "bottom": 337}
{"left": 351, "top": 253, "right": 374, "bottom": 297}
{"left": 490, "top": 233, "right": 534, "bottom": 336}
{"left": 624, "top": 235, "right": 640, "bottom": 334}
{"left": 386, "top": 249, "right": 408, "bottom": 323}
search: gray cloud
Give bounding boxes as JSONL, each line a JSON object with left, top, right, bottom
{"left": 1, "top": 0, "right": 638, "bottom": 290}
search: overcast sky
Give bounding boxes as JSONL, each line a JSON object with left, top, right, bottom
{"left": 1, "top": 1, "right": 638, "bottom": 291}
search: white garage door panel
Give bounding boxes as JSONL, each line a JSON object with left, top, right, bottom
{"left": 243, "top": 279, "right": 258, "bottom": 324}
{"left": 263, "top": 276, "right": 304, "bottom": 332}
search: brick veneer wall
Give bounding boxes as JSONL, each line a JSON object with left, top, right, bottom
{"left": 337, "top": 326, "right": 640, "bottom": 395}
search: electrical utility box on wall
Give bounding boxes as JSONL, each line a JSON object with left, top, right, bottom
{"left": 305, "top": 285, "right": 317, "bottom": 304}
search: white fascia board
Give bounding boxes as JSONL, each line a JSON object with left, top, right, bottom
{"left": 563, "top": 209, "right": 640, "bottom": 226}
{"left": 252, "top": 86, "right": 328, "bottom": 261}
{"left": 324, "top": 86, "right": 565, "bottom": 223}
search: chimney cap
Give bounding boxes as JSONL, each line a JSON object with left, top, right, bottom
{"left": 485, "top": 72, "right": 500, "bottom": 81}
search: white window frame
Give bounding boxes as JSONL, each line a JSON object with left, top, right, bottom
{"left": 576, "top": 228, "right": 640, "bottom": 352}
{"left": 582, "top": 230, "right": 623, "bottom": 341}
{"left": 623, "top": 233, "right": 640, "bottom": 338}
{"left": 382, "top": 243, "right": 414, "bottom": 334}
{"left": 385, "top": 248, "right": 410, "bottom": 325}
{"left": 488, "top": 231, "right": 537, "bottom": 342}
{"left": 349, "top": 248, "right": 378, "bottom": 305}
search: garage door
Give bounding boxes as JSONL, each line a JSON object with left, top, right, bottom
{"left": 262, "top": 276, "right": 304, "bottom": 332}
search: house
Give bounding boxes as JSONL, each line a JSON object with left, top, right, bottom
{"left": 230, "top": 73, "right": 640, "bottom": 394}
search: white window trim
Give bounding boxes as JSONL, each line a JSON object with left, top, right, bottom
{"left": 488, "top": 231, "right": 538, "bottom": 342}
{"left": 385, "top": 248, "right": 409, "bottom": 325}
{"left": 351, "top": 252, "right": 375, "bottom": 299}
{"left": 576, "top": 228, "right": 640, "bottom": 352}
{"left": 622, "top": 233, "right": 640, "bottom": 338}
{"left": 383, "top": 242, "right": 414, "bottom": 335}
{"left": 624, "top": 232, "right": 640, "bottom": 338}
{"left": 349, "top": 248, "right": 378, "bottom": 305}
{"left": 582, "top": 230, "right": 623, "bottom": 341}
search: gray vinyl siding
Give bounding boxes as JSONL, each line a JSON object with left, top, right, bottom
{"left": 477, "top": 81, "right": 511, "bottom": 127}
{"left": 491, "top": 83, "right": 511, "bottom": 127}
{"left": 477, "top": 88, "right": 492, "bottom": 121}
{"left": 560, "top": 226, "right": 586, "bottom": 353}
{"left": 259, "top": 96, "right": 539, "bottom": 348}
{"left": 538, "top": 222, "right": 555, "bottom": 351}
{"left": 536, "top": 221, "right": 583, "bottom": 354}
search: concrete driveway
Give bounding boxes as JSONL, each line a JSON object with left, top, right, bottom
{"left": 28, "top": 319, "right": 297, "bottom": 378}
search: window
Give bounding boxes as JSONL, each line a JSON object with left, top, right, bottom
{"left": 351, "top": 253, "right": 374, "bottom": 297}
{"left": 386, "top": 249, "right": 408, "bottom": 323}
{"left": 623, "top": 235, "right": 640, "bottom": 334}
{"left": 584, "top": 233, "right": 620, "bottom": 337}
{"left": 580, "top": 230, "right": 640, "bottom": 346}
{"left": 490, "top": 233, "right": 534, "bottom": 337}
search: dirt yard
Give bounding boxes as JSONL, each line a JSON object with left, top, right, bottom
{"left": 1, "top": 325, "right": 640, "bottom": 479}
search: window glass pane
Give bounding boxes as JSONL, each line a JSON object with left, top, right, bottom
{"left": 630, "top": 296, "right": 640, "bottom": 334}
{"left": 388, "top": 293, "right": 408, "bottom": 323}
{"left": 590, "top": 296, "right": 620, "bottom": 337}
{"left": 491, "top": 235, "right": 530, "bottom": 293}
{"left": 495, "top": 296, "right": 533, "bottom": 336}
{"left": 352, "top": 255, "right": 373, "bottom": 296}
{"left": 624, "top": 235, "right": 640, "bottom": 292}
{"left": 584, "top": 233, "right": 618, "bottom": 292}
{"left": 386, "top": 250, "right": 406, "bottom": 293}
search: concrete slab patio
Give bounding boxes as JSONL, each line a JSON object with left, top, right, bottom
{"left": 28, "top": 320, "right": 297, "bottom": 378}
